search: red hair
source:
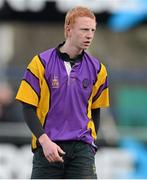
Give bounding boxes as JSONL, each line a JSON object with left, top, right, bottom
{"left": 64, "top": 6, "right": 96, "bottom": 38}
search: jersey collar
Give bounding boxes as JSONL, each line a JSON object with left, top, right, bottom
{"left": 56, "top": 42, "right": 84, "bottom": 65}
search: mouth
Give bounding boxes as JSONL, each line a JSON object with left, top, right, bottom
{"left": 83, "top": 41, "right": 91, "bottom": 45}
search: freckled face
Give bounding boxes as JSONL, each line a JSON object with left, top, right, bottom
{"left": 68, "top": 17, "right": 96, "bottom": 51}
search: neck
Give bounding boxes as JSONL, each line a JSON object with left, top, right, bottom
{"left": 60, "top": 40, "right": 83, "bottom": 59}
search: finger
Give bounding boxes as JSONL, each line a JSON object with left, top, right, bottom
{"left": 51, "top": 151, "right": 64, "bottom": 162}
{"left": 47, "top": 152, "right": 63, "bottom": 163}
{"left": 57, "top": 146, "right": 66, "bottom": 156}
{"left": 47, "top": 154, "right": 63, "bottom": 163}
{"left": 46, "top": 153, "right": 54, "bottom": 162}
{"left": 46, "top": 155, "right": 53, "bottom": 162}
{"left": 55, "top": 155, "right": 64, "bottom": 162}
{"left": 50, "top": 153, "right": 60, "bottom": 162}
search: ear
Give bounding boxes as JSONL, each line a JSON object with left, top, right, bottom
{"left": 65, "top": 24, "right": 72, "bottom": 38}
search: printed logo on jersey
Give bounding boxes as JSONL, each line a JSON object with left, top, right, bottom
{"left": 82, "top": 78, "right": 89, "bottom": 89}
{"left": 52, "top": 75, "right": 59, "bottom": 88}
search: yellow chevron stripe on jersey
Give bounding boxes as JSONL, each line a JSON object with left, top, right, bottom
{"left": 87, "top": 93, "right": 93, "bottom": 120}
{"left": 16, "top": 80, "right": 39, "bottom": 106}
{"left": 92, "top": 63, "right": 107, "bottom": 98}
{"left": 92, "top": 88, "right": 109, "bottom": 109}
{"left": 86, "top": 63, "right": 109, "bottom": 139}
{"left": 87, "top": 119, "right": 97, "bottom": 139}
{"left": 27, "top": 55, "right": 44, "bottom": 83}
{"left": 31, "top": 55, "right": 51, "bottom": 150}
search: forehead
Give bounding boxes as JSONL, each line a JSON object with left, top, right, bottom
{"left": 74, "top": 17, "right": 96, "bottom": 27}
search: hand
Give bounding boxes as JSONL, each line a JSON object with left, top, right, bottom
{"left": 38, "top": 133, "right": 65, "bottom": 163}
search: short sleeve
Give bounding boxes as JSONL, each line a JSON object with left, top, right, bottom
{"left": 15, "top": 55, "right": 43, "bottom": 107}
{"left": 91, "top": 63, "right": 109, "bottom": 109}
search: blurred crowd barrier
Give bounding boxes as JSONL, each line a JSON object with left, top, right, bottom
{"left": 97, "top": 139, "right": 147, "bottom": 179}
{"left": 0, "top": 144, "right": 33, "bottom": 179}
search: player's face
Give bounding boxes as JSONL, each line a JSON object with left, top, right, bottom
{"left": 69, "top": 17, "right": 96, "bottom": 51}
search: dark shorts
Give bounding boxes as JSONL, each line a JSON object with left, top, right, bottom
{"left": 31, "top": 141, "right": 97, "bottom": 179}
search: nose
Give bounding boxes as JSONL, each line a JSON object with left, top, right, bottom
{"left": 86, "top": 30, "right": 94, "bottom": 39}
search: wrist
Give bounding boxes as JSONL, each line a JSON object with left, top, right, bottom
{"left": 38, "top": 133, "right": 51, "bottom": 146}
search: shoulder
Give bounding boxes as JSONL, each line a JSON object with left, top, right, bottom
{"left": 38, "top": 48, "right": 56, "bottom": 66}
{"left": 28, "top": 48, "right": 56, "bottom": 70}
{"left": 84, "top": 51, "right": 101, "bottom": 70}
{"left": 84, "top": 51, "right": 100, "bottom": 65}
{"left": 84, "top": 51, "right": 108, "bottom": 76}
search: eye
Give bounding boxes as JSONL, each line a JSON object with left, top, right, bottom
{"left": 81, "top": 28, "right": 89, "bottom": 31}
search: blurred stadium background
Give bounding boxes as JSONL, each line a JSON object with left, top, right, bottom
{"left": 0, "top": 0, "right": 147, "bottom": 178}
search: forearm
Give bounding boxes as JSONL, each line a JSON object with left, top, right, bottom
{"left": 22, "top": 103, "right": 45, "bottom": 139}
{"left": 91, "top": 108, "right": 100, "bottom": 134}
{"left": 22, "top": 103, "right": 65, "bottom": 162}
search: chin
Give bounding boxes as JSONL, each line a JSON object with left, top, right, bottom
{"left": 83, "top": 47, "right": 88, "bottom": 50}
{"left": 78, "top": 45, "right": 89, "bottom": 51}
{"left": 83, "top": 45, "right": 89, "bottom": 50}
